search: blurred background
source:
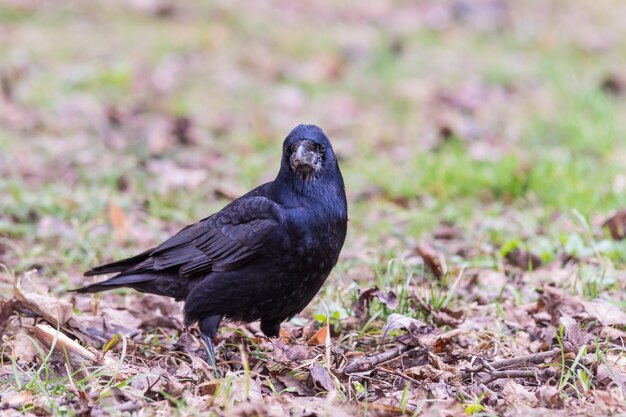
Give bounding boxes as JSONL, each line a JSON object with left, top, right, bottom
{"left": 1, "top": 0, "right": 626, "bottom": 288}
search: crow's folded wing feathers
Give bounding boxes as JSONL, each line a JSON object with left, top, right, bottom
{"left": 131, "top": 196, "right": 282, "bottom": 278}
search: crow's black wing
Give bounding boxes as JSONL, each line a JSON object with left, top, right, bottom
{"left": 124, "top": 196, "right": 283, "bottom": 278}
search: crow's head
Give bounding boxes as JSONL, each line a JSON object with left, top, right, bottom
{"left": 281, "top": 124, "right": 335, "bottom": 180}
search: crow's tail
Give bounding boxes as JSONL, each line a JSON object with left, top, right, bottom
{"left": 84, "top": 249, "right": 153, "bottom": 277}
{"left": 72, "top": 272, "right": 188, "bottom": 300}
{"left": 73, "top": 273, "right": 155, "bottom": 293}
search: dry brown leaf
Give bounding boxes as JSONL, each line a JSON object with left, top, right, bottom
{"left": 310, "top": 364, "right": 334, "bottom": 392}
{"left": 352, "top": 287, "right": 398, "bottom": 320}
{"left": 600, "top": 326, "right": 626, "bottom": 343}
{"left": 431, "top": 307, "right": 464, "bottom": 327}
{"left": 477, "top": 270, "right": 509, "bottom": 296}
{"left": 382, "top": 313, "right": 428, "bottom": 341}
{"left": 433, "top": 223, "right": 462, "bottom": 240}
{"left": 306, "top": 325, "right": 328, "bottom": 346}
{"left": 15, "top": 281, "right": 135, "bottom": 347}
{"left": 596, "top": 362, "right": 626, "bottom": 389}
{"left": 225, "top": 375, "right": 263, "bottom": 404}
{"left": 130, "top": 367, "right": 166, "bottom": 393}
{"left": 273, "top": 340, "right": 311, "bottom": 362}
{"left": 108, "top": 202, "right": 128, "bottom": 240}
{"left": 0, "top": 390, "right": 33, "bottom": 409}
{"left": 100, "top": 306, "right": 143, "bottom": 330}
{"left": 406, "top": 364, "right": 458, "bottom": 383}
{"left": 502, "top": 380, "right": 538, "bottom": 407}
{"left": 376, "top": 290, "right": 398, "bottom": 310}
{"left": 504, "top": 302, "right": 536, "bottom": 329}
{"left": 505, "top": 248, "right": 542, "bottom": 271}
{"left": 535, "top": 285, "right": 588, "bottom": 325}
{"left": 600, "top": 73, "right": 626, "bottom": 97}
{"left": 0, "top": 299, "right": 14, "bottom": 332}
{"left": 14, "top": 282, "right": 74, "bottom": 325}
{"left": 352, "top": 287, "right": 378, "bottom": 320}
{"left": 428, "top": 352, "right": 461, "bottom": 376}
{"left": 274, "top": 374, "right": 316, "bottom": 396}
{"left": 602, "top": 209, "right": 626, "bottom": 240}
{"left": 11, "top": 333, "right": 40, "bottom": 363}
{"left": 416, "top": 243, "right": 446, "bottom": 278}
{"left": 583, "top": 299, "right": 626, "bottom": 326}
{"left": 536, "top": 385, "right": 563, "bottom": 409}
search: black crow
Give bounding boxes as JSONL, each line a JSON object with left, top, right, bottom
{"left": 75, "top": 124, "right": 348, "bottom": 365}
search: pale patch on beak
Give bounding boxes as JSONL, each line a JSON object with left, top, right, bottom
{"left": 290, "top": 140, "right": 321, "bottom": 175}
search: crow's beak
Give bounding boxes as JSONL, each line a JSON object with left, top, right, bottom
{"left": 290, "top": 140, "right": 321, "bottom": 174}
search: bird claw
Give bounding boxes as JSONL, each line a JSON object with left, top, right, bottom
{"left": 200, "top": 333, "right": 222, "bottom": 378}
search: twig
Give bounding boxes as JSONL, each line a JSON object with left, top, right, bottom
{"left": 489, "top": 348, "right": 560, "bottom": 370}
{"left": 462, "top": 348, "right": 559, "bottom": 382}
{"left": 484, "top": 369, "right": 539, "bottom": 384}
{"left": 343, "top": 345, "right": 415, "bottom": 374}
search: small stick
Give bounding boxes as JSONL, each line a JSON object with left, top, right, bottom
{"left": 34, "top": 324, "right": 116, "bottom": 366}
{"left": 462, "top": 349, "right": 559, "bottom": 381}
{"left": 484, "top": 369, "right": 539, "bottom": 384}
{"left": 343, "top": 345, "right": 414, "bottom": 374}
{"left": 489, "top": 348, "right": 559, "bottom": 370}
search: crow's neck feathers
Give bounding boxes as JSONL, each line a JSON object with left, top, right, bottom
{"left": 274, "top": 160, "right": 347, "bottom": 223}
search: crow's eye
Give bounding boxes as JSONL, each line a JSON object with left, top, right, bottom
{"left": 284, "top": 146, "right": 292, "bottom": 156}
{"left": 318, "top": 144, "right": 326, "bottom": 153}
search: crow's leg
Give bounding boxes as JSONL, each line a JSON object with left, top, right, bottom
{"left": 260, "top": 317, "right": 283, "bottom": 338}
{"left": 199, "top": 315, "right": 222, "bottom": 369}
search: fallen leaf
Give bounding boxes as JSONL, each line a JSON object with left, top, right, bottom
{"left": 108, "top": 202, "right": 128, "bottom": 240}
{"left": 0, "top": 390, "right": 33, "bottom": 409}
{"left": 11, "top": 333, "right": 40, "bottom": 363}
{"left": 416, "top": 243, "right": 446, "bottom": 278}
{"left": 307, "top": 325, "right": 328, "bottom": 346}
{"left": 170, "top": 115, "right": 196, "bottom": 145}
{"left": 275, "top": 374, "right": 316, "bottom": 396}
{"left": 583, "top": 299, "right": 626, "bottom": 326}
{"left": 226, "top": 375, "right": 263, "bottom": 403}
{"left": 273, "top": 340, "right": 311, "bottom": 362}
{"left": 505, "top": 248, "right": 542, "bottom": 270}
{"left": 602, "top": 209, "right": 626, "bottom": 240}
{"left": 559, "top": 315, "right": 587, "bottom": 348}
{"left": 352, "top": 287, "right": 378, "bottom": 320}
{"left": 431, "top": 307, "right": 464, "bottom": 327}
{"left": 433, "top": 223, "right": 462, "bottom": 240}
{"left": 14, "top": 282, "right": 74, "bottom": 325}
{"left": 352, "top": 287, "right": 398, "bottom": 320}
{"left": 130, "top": 368, "right": 165, "bottom": 393}
{"left": 382, "top": 313, "right": 428, "bottom": 341}
{"left": 15, "top": 280, "right": 135, "bottom": 347}
{"left": 310, "top": 364, "right": 334, "bottom": 392}
{"left": 502, "top": 380, "right": 538, "bottom": 407}
{"left": 376, "top": 290, "right": 398, "bottom": 310}
{"left": 536, "top": 385, "right": 563, "bottom": 409}
{"left": 0, "top": 299, "right": 14, "bottom": 332}
{"left": 409, "top": 292, "right": 465, "bottom": 327}
{"left": 405, "top": 364, "right": 458, "bottom": 383}
{"left": 596, "top": 362, "right": 626, "bottom": 389}
{"left": 600, "top": 73, "right": 626, "bottom": 97}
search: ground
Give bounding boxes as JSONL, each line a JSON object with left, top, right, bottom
{"left": 1, "top": 0, "right": 626, "bottom": 416}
